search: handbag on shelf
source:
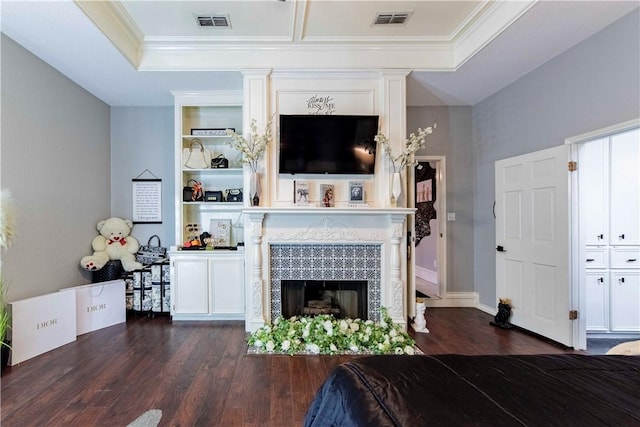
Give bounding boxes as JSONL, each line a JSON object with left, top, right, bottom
{"left": 183, "top": 138, "right": 212, "bottom": 169}
{"left": 211, "top": 154, "right": 229, "bottom": 169}
{"left": 183, "top": 179, "right": 204, "bottom": 202}
{"left": 225, "top": 188, "right": 243, "bottom": 202}
{"left": 136, "top": 235, "right": 167, "bottom": 265}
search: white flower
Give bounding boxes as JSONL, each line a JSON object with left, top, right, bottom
{"left": 350, "top": 344, "right": 359, "bottom": 352}
{"left": 326, "top": 329, "right": 333, "bottom": 337}
{"left": 302, "top": 329, "right": 310, "bottom": 338}
{"left": 323, "top": 320, "right": 333, "bottom": 331}
{"left": 365, "top": 320, "right": 374, "bottom": 325}
{"left": 375, "top": 123, "right": 437, "bottom": 173}
{"left": 306, "top": 343, "right": 320, "bottom": 354}
{"left": 389, "top": 329, "right": 397, "bottom": 337}
{"left": 265, "top": 341, "right": 275, "bottom": 352}
{"left": 226, "top": 118, "right": 273, "bottom": 172}
{"left": 339, "top": 320, "right": 348, "bottom": 332}
{"left": 281, "top": 340, "right": 291, "bottom": 351}
{"left": 349, "top": 323, "right": 359, "bottom": 332}
{"left": 404, "top": 346, "right": 415, "bottom": 355}
{"left": 330, "top": 343, "right": 338, "bottom": 352}
{"left": 379, "top": 319, "right": 388, "bottom": 328}
{"left": 254, "top": 339, "right": 263, "bottom": 348}
{"left": 365, "top": 326, "right": 372, "bottom": 336}
{"left": 377, "top": 343, "right": 385, "bottom": 351}
{"left": 395, "top": 347, "right": 404, "bottom": 355}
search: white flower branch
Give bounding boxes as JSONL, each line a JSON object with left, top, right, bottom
{"left": 375, "top": 122, "right": 437, "bottom": 173}
{"left": 225, "top": 117, "right": 274, "bottom": 172}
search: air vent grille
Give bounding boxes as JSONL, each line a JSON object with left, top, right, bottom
{"left": 373, "top": 12, "right": 411, "bottom": 26}
{"left": 195, "top": 14, "right": 231, "bottom": 28}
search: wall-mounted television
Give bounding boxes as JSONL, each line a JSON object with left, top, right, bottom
{"left": 279, "top": 114, "right": 379, "bottom": 175}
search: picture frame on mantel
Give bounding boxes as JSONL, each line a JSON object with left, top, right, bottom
{"left": 320, "top": 184, "right": 335, "bottom": 207}
{"left": 348, "top": 181, "right": 364, "bottom": 203}
{"left": 294, "top": 180, "right": 309, "bottom": 205}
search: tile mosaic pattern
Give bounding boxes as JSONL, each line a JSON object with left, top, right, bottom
{"left": 270, "top": 244, "right": 381, "bottom": 322}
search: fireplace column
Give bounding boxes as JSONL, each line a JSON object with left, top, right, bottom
{"left": 389, "top": 214, "right": 407, "bottom": 320}
{"left": 247, "top": 212, "right": 266, "bottom": 328}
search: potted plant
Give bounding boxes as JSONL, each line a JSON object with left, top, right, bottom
{"left": 0, "top": 189, "right": 16, "bottom": 370}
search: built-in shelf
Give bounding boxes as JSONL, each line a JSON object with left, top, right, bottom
{"left": 244, "top": 207, "right": 415, "bottom": 215}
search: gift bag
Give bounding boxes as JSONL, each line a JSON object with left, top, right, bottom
{"left": 183, "top": 138, "right": 211, "bottom": 169}
{"left": 136, "top": 235, "right": 167, "bottom": 265}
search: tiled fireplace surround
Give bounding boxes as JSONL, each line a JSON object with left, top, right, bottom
{"left": 244, "top": 208, "right": 413, "bottom": 332}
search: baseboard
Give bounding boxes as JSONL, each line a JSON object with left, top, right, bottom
{"left": 424, "top": 292, "right": 478, "bottom": 308}
{"left": 475, "top": 302, "right": 498, "bottom": 316}
{"left": 415, "top": 266, "right": 437, "bottom": 283}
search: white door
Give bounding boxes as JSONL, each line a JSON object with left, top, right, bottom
{"left": 495, "top": 145, "right": 573, "bottom": 346}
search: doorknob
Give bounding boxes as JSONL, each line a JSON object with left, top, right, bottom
{"left": 597, "top": 234, "right": 604, "bottom": 240}
{"left": 496, "top": 245, "right": 506, "bottom": 253}
{"left": 619, "top": 234, "right": 625, "bottom": 240}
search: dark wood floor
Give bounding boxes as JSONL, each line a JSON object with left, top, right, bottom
{"left": 1, "top": 308, "right": 581, "bottom": 426}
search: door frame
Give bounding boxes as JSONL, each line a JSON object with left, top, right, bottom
{"left": 410, "top": 156, "right": 447, "bottom": 302}
{"left": 565, "top": 118, "right": 640, "bottom": 350}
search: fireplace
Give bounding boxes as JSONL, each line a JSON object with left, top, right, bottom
{"left": 269, "top": 243, "right": 381, "bottom": 322}
{"left": 281, "top": 280, "right": 368, "bottom": 319}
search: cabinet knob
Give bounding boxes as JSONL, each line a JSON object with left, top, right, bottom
{"left": 597, "top": 234, "right": 604, "bottom": 240}
{"left": 619, "top": 277, "right": 625, "bottom": 284}
{"left": 586, "top": 258, "right": 595, "bottom": 262}
{"left": 619, "top": 234, "right": 625, "bottom": 240}
{"left": 628, "top": 259, "right": 638, "bottom": 262}
{"left": 598, "top": 277, "right": 604, "bottom": 283}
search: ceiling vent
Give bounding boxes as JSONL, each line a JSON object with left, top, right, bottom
{"left": 195, "top": 14, "right": 231, "bottom": 28}
{"left": 373, "top": 12, "right": 412, "bottom": 26}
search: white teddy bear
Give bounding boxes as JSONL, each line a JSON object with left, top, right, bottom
{"left": 81, "top": 217, "right": 143, "bottom": 272}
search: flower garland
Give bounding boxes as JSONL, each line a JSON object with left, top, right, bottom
{"left": 225, "top": 118, "right": 273, "bottom": 172}
{"left": 374, "top": 123, "right": 437, "bottom": 173}
{"left": 248, "top": 308, "right": 417, "bottom": 355}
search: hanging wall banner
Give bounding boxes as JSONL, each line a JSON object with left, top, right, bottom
{"left": 132, "top": 171, "right": 162, "bottom": 223}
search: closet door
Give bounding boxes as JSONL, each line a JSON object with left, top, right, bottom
{"left": 609, "top": 128, "right": 640, "bottom": 245}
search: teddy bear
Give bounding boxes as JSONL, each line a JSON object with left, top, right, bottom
{"left": 81, "top": 217, "right": 143, "bottom": 272}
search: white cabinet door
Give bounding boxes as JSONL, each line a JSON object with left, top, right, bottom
{"left": 610, "top": 271, "right": 640, "bottom": 332}
{"left": 609, "top": 128, "right": 640, "bottom": 245}
{"left": 172, "top": 257, "right": 209, "bottom": 314}
{"left": 210, "top": 256, "right": 245, "bottom": 315}
{"left": 578, "top": 138, "right": 608, "bottom": 245}
{"left": 585, "top": 271, "right": 608, "bottom": 332}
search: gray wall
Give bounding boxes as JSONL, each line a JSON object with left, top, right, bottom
{"left": 407, "top": 106, "right": 474, "bottom": 293}
{"left": 472, "top": 9, "right": 640, "bottom": 308}
{"left": 1, "top": 34, "right": 111, "bottom": 301}
{"left": 110, "top": 107, "right": 174, "bottom": 248}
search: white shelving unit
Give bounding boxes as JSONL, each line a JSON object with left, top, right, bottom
{"left": 170, "top": 91, "right": 246, "bottom": 320}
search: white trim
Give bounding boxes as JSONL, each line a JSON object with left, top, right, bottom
{"left": 425, "top": 292, "right": 478, "bottom": 308}
{"left": 415, "top": 266, "right": 437, "bottom": 283}
{"left": 565, "top": 118, "right": 640, "bottom": 145}
{"left": 476, "top": 302, "right": 498, "bottom": 316}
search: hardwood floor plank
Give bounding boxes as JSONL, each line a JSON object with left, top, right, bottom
{"left": 1, "top": 308, "right": 580, "bottom": 426}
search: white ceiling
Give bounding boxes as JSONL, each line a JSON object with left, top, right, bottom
{"left": 1, "top": 1, "right": 637, "bottom": 107}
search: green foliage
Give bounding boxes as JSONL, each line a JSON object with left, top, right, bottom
{"left": 248, "top": 307, "right": 416, "bottom": 355}
{"left": 0, "top": 277, "right": 10, "bottom": 348}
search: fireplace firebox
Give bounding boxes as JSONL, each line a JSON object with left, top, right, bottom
{"left": 281, "top": 280, "right": 368, "bottom": 319}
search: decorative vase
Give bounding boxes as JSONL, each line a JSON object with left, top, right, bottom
{"left": 391, "top": 172, "right": 402, "bottom": 207}
{"left": 250, "top": 172, "right": 261, "bottom": 207}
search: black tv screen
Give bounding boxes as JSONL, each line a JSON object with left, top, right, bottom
{"left": 279, "top": 114, "right": 379, "bottom": 175}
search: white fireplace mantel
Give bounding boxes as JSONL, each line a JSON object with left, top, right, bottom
{"left": 243, "top": 207, "right": 415, "bottom": 332}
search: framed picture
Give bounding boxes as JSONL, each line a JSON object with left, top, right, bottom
{"left": 191, "top": 128, "right": 234, "bottom": 136}
{"left": 417, "top": 179, "right": 433, "bottom": 203}
{"left": 294, "top": 180, "right": 309, "bottom": 205}
{"left": 348, "top": 181, "right": 364, "bottom": 203}
{"left": 320, "top": 184, "right": 335, "bottom": 207}
{"left": 209, "top": 219, "right": 231, "bottom": 247}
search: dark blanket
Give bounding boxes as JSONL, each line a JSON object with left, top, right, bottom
{"left": 304, "top": 354, "right": 640, "bottom": 427}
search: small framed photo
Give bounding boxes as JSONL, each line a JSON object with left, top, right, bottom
{"left": 320, "top": 184, "right": 335, "bottom": 207}
{"left": 294, "top": 180, "right": 309, "bottom": 205}
{"left": 209, "top": 219, "right": 231, "bottom": 247}
{"left": 191, "top": 128, "right": 233, "bottom": 137}
{"left": 348, "top": 181, "right": 364, "bottom": 203}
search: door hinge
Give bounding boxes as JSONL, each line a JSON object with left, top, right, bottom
{"left": 568, "top": 161, "right": 577, "bottom": 172}
{"left": 569, "top": 310, "right": 578, "bottom": 320}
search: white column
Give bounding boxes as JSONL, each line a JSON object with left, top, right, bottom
{"left": 246, "top": 212, "right": 265, "bottom": 331}
{"left": 389, "top": 213, "right": 407, "bottom": 326}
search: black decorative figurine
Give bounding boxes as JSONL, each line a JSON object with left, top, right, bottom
{"left": 490, "top": 298, "right": 513, "bottom": 329}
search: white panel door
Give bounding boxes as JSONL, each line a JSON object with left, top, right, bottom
{"left": 577, "top": 138, "right": 608, "bottom": 245}
{"left": 496, "top": 145, "right": 573, "bottom": 346}
{"left": 610, "top": 128, "right": 640, "bottom": 245}
{"left": 610, "top": 271, "right": 640, "bottom": 332}
{"left": 585, "top": 271, "right": 608, "bottom": 332}
{"left": 210, "top": 257, "right": 245, "bottom": 314}
{"left": 172, "top": 257, "right": 209, "bottom": 314}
